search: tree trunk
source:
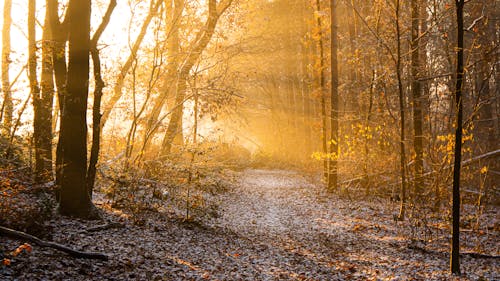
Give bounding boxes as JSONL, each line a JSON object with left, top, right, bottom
{"left": 411, "top": 0, "right": 424, "bottom": 199}
{"left": 451, "top": 0, "right": 464, "bottom": 275}
{"left": 1, "top": 0, "right": 12, "bottom": 136}
{"left": 47, "top": 0, "right": 69, "bottom": 193}
{"left": 161, "top": 75, "right": 187, "bottom": 154}
{"left": 396, "top": 0, "right": 407, "bottom": 220}
{"left": 347, "top": 0, "right": 359, "bottom": 111}
{"left": 314, "top": 0, "right": 328, "bottom": 180}
{"left": 300, "top": 5, "right": 313, "bottom": 155}
{"left": 328, "top": 0, "right": 339, "bottom": 191}
{"left": 58, "top": 0, "right": 96, "bottom": 218}
{"left": 33, "top": 4, "right": 56, "bottom": 183}
{"left": 87, "top": 0, "right": 117, "bottom": 197}
{"left": 29, "top": 0, "right": 43, "bottom": 182}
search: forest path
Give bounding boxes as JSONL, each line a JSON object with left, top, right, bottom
{"left": 210, "top": 169, "right": 498, "bottom": 280}
{"left": 209, "top": 169, "right": 428, "bottom": 279}
{"left": 215, "top": 169, "right": 321, "bottom": 238}
{"left": 2, "top": 169, "right": 497, "bottom": 280}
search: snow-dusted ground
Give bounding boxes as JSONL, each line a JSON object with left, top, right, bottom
{"left": 1, "top": 169, "right": 498, "bottom": 280}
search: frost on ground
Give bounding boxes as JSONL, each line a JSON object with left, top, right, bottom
{"left": 1, "top": 169, "right": 499, "bottom": 280}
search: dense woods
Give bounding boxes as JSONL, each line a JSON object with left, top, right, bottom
{"left": 0, "top": 0, "right": 498, "bottom": 279}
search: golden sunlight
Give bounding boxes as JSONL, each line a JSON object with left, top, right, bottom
{"left": 0, "top": 0, "right": 498, "bottom": 279}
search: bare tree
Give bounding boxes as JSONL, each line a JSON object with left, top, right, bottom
{"left": 161, "top": 0, "right": 234, "bottom": 155}
{"left": 100, "top": 0, "right": 163, "bottom": 128}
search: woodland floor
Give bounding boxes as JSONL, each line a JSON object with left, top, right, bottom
{"left": 1, "top": 169, "right": 499, "bottom": 280}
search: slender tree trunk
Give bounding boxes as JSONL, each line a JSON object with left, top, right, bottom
{"left": 58, "top": 0, "right": 96, "bottom": 218}
{"left": 35, "top": 6, "right": 56, "bottom": 182}
{"left": 411, "top": 0, "right": 424, "bottom": 199}
{"left": 87, "top": 0, "right": 117, "bottom": 197}
{"left": 347, "top": 0, "right": 358, "bottom": 111}
{"left": 47, "top": 0, "right": 69, "bottom": 193}
{"left": 364, "top": 71, "right": 375, "bottom": 195}
{"left": 315, "top": 0, "right": 328, "bottom": 180}
{"left": 450, "top": 0, "right": 464, "bottom": 275}
{"left": 1, "top": 0, "right": 12, "bottom": 136}
{"left": 40, "top": 21, "right": 56, "bottom": 179}
{"left": 161, "top": 75, "right": 187, "bottom": 154}
{"left": 29, "top": 0, "right": 43, "bottom": 182}
{"left": 396, "top": 0, "right": 407, "bottom": 220}
{"left": 299, "top": 0, "right": 313, "bottom": 156}
{"left": 328, "top": 0, "right": 339, "bottom": 191}
{"left": 300, "top": 32, "right": 312, "bottom": 154}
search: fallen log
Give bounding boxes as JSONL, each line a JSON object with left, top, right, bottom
{"left": 463, "top": 252, "right": 500, "bottom": 259}
{"left": 0, "top": 226, "right": 108, "bottom": 261}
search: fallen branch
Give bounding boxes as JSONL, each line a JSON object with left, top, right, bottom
{"left": 0, "top": 226, "right": 108, "bottom": 260}
{"left": 462, "top": 252, "right": 500, "bottom": 259}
